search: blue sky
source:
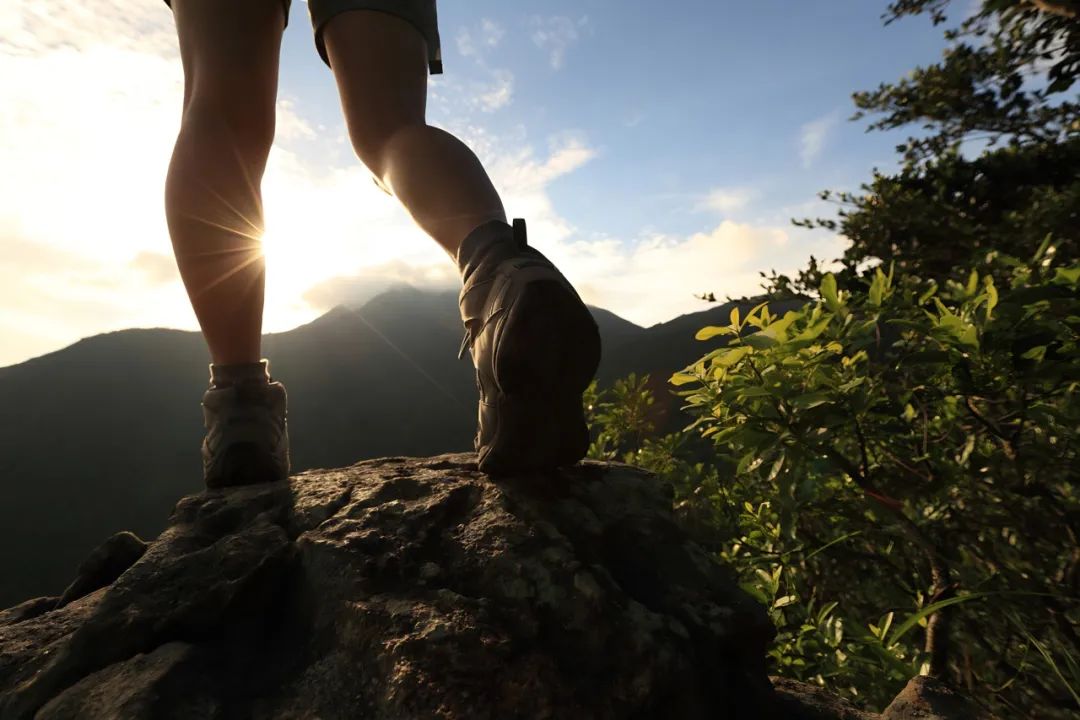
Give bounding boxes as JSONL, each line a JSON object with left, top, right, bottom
{"left": 0, "top": 0, "right": 951, "bottom": 367}
{"left": 277, "top": 0, "right": 946, "bottom": 235}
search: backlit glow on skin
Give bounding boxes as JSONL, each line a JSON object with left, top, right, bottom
{"left": 0, "top": 0, "right": 861, "bottom": 367}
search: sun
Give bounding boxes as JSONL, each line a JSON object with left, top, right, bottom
{"left": 258, "top": 226, "right": 329, "bottom": 331}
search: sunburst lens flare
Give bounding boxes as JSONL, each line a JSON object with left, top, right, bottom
{"left": 192, "top": 244, "right": 265, "bottom": 298}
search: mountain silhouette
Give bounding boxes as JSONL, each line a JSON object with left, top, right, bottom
{"left": 0, "top": 285, "right": 793, "bottom": 607}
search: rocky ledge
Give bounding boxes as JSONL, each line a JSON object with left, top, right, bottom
{"left": 0, "top": 454, "right": 990, "bottom": 719}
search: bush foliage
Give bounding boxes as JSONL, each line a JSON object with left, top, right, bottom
{"left": 587, "top": 248, "right": 1079, "bottom": 715}
{"left": 586, "top": 2, "right": 1078, "bottom": 714}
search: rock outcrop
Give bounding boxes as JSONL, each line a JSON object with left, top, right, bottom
{"left": 0, "top": 454, "right": 992, "bottom": 719}
{"left": 1, "top": 454, "right": 781, "bottom": 719}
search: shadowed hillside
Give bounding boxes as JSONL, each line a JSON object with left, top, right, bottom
{"left": 0, "top": 285, "right": 787, "bottom": 606}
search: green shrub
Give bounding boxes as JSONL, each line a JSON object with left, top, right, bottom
{"left": 588, "top": 246, "right": 1079, "bottom": 716}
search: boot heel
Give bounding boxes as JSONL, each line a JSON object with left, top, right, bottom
{"left": 480, "top": 280, "right": 600, "bottom": 473}
{"left": 479, "top": 388, "right": 591, "bottom": 474}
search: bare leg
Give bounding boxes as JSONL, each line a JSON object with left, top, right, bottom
{"left": 323, "top": 10, "right": 600, "bottom": 474}
{"left": 322, "top": 10, "right": 506, "bottom": 260}
{"left": 164, "top": 0, "right": 285, "bottom": 365}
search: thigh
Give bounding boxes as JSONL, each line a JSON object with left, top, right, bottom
{"left": 310, "top": 0, "right": 442, "bottom": 74}
{"left": 169, "top": 0, "right": 287, "bottom": 107}
{"left": 321, "top": 10, "right": 429, "bottom": 153}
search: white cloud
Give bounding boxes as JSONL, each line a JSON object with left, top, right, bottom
{"left": 129, "top": 251, "right": 179, "bottom": 285}
{"left": 433, "top": 70, "right": 514, "bottom": 113}
{"left": 448, "top": 18, "right": 513, "bottom": 112}
{"left": 300, "top": 129, "right": 601, "bottom": 312}
{"left": 300, "top": 125, "right": 845, "bottom": 330}
{"left": 0, "top": 0, "right": 844, "bottom": 368}
{"left": 300, "top": 222, "right": 841, "bottom": 330}
{"left": 0, "top": 0, "right": 177, "bottom": 58}
{"left": 547, "top": 223, "right": 844, "bottom": 328}
{"left": 528, "top": 15, "right": 589, "bottom": 70}
{"left": 479, "top": 19, "right": 504, "bottom": 49}
{"left": 623, "top": 110, "right": 645, "bottom": 128}
{"left": 276, "top": 98, "right": 316, "bottom": 142}
{"left": 0, "top": 1, "right": 191, "bottom": 368}
{"left": 694, "top": 187, "right": 753, "bottom": 215}
{"left": 456, "top": 18, "right": 504, "bottom": 59}
{"left": 0, "top": 0, "right": 408, "bottom": 365}
{"left": 455, "top": 29, "right": 477, "bottom": 59}
{"left": 799, "top": 111, "right": 841, "bottom": 168}
{"left": 476, "top": 69, "right": 514, "bottom": 112}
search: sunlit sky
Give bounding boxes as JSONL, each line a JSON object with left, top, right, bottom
{"left": 0, "top": 0, "right": 949, "bottom": 367}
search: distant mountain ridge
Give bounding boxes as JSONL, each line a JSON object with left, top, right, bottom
{"left": 0, "top": 286, "right": 798, "bottom": 606}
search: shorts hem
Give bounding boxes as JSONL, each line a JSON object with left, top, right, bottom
{"left": 163, "top": 0, "right": 292, "bottom": 29}
{"left": 310, "top": 4, "right": 442, "bottom": 75}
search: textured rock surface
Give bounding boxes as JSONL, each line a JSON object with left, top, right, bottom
{"left": 771, "top": 678, "right": 877, "bottom": 720}
{"left": 0, "top": 454, "right": 781, "bottom": 719}
{"left": 55, "top": 531, "right": 147, "bottom": 609}
{"left": 881, "top": 676, "right": 999, "bottom": 720}
{"left": 0, "top": 454, "right": 993, "bottom": 719}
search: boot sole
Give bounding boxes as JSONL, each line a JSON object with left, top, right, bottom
{"left": 479, "top": 279, "right": 601, "bottom": 474}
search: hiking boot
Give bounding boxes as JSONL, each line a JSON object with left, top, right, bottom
{"left": 456, "top": 218, "right": 601, "bottom": 474}
{"left": 201, "top": 359, "right": 291, "bottom": 488}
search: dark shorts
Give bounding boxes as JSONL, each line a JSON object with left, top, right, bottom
{"left": 310, "top": 0, "right": 442, "bottom": 75}
{"left": 163, "top": 0, "right": 443, "bottom": 75}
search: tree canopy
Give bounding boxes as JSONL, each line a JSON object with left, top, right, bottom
{"left": 790, "top": 0, "right": 1079, "bottom": 285}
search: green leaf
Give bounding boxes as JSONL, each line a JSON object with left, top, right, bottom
{"left": 820, "top": 273, "right": 840, "bottom": 311}
{"left": 932, "top": 297, "right": 955, "bottom": 320}
{"left": 744, "top": 333, "right": 779, "bottom": 350}
{"left": 706, "top": 425, "right": 740, "bottom": 444}
{"left": 744, "top": 301, "right": 771, "bottom": 328}
{"left": 695, "top": 325, "right": 733, "bottom": 341}
{"left": 869, "top": 266, "right": 892, "bottom": 307}
{"left": 1054, "top": 265, "right": 1080, "bottom": 285}
{"left": 880, "top": 612, "right": 894, "bottom": 641}
{"left": 790, "top": 392, "right": 831, "bottom": 409}
{"left": 736, "top": 385, "right": 775, "bottom": 398}
{"left": 755, "top": 311, "right": 800, "bottom": 343}
{"left": 983, "top": 277, "right": 998, "bottom": 319}
{"left": 737, "top": 452, "right": 764, "bottom": 475}
{"left": 1019, "top": 626, "right": 1080, "bottom": 709}
{"left": 918, "top": 282, "right": 938, "bottom": 305}
{"left": 816, "top": 601, "right": 839, "bottom": 624}
{"left": 804, "top": 531, "right": 862, "bottom": 562}
{"left": 739, "top": 582, "right": 769, "bottom": 605}
{"left": 1033, "top": 233, "right": 1053, "bottom": 262}
{"left": 957, "top": 434, "right": 976, "bottom": 466}
{"left": 869, "top": 274, "right": 883, "bottom": 307}
{"left": 712, "top": 345, "right": 752, "bottom": 368}
{"left": 730, "top": 307, "right": 741, "bottom": 331}
{"left": 791, "top": 315, "right": 832, "bottom": 343}
{"left": 766, "top": 454, "right": 785, "bottom": 482}
{"left": 1021, "top": 345, "right": 1047, "bottom": 362}
{"left": 886, "top": 593, "right": 993, "bottom": 648}
{"left": 670, "top": 372, "right": 699, "bottom": 386}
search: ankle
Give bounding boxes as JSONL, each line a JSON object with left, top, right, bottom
{"left": 209, "top": 358, "right": 271, "bottom": 388}
{"left": 456, "top": 219, "right": 517, "bottom": 284}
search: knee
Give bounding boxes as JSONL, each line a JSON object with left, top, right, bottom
{"left": 348, "top": 121, "right": 428, "bottom": 180}
{"left": 181, "top": 85, "right": 277, "bottom": 161}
